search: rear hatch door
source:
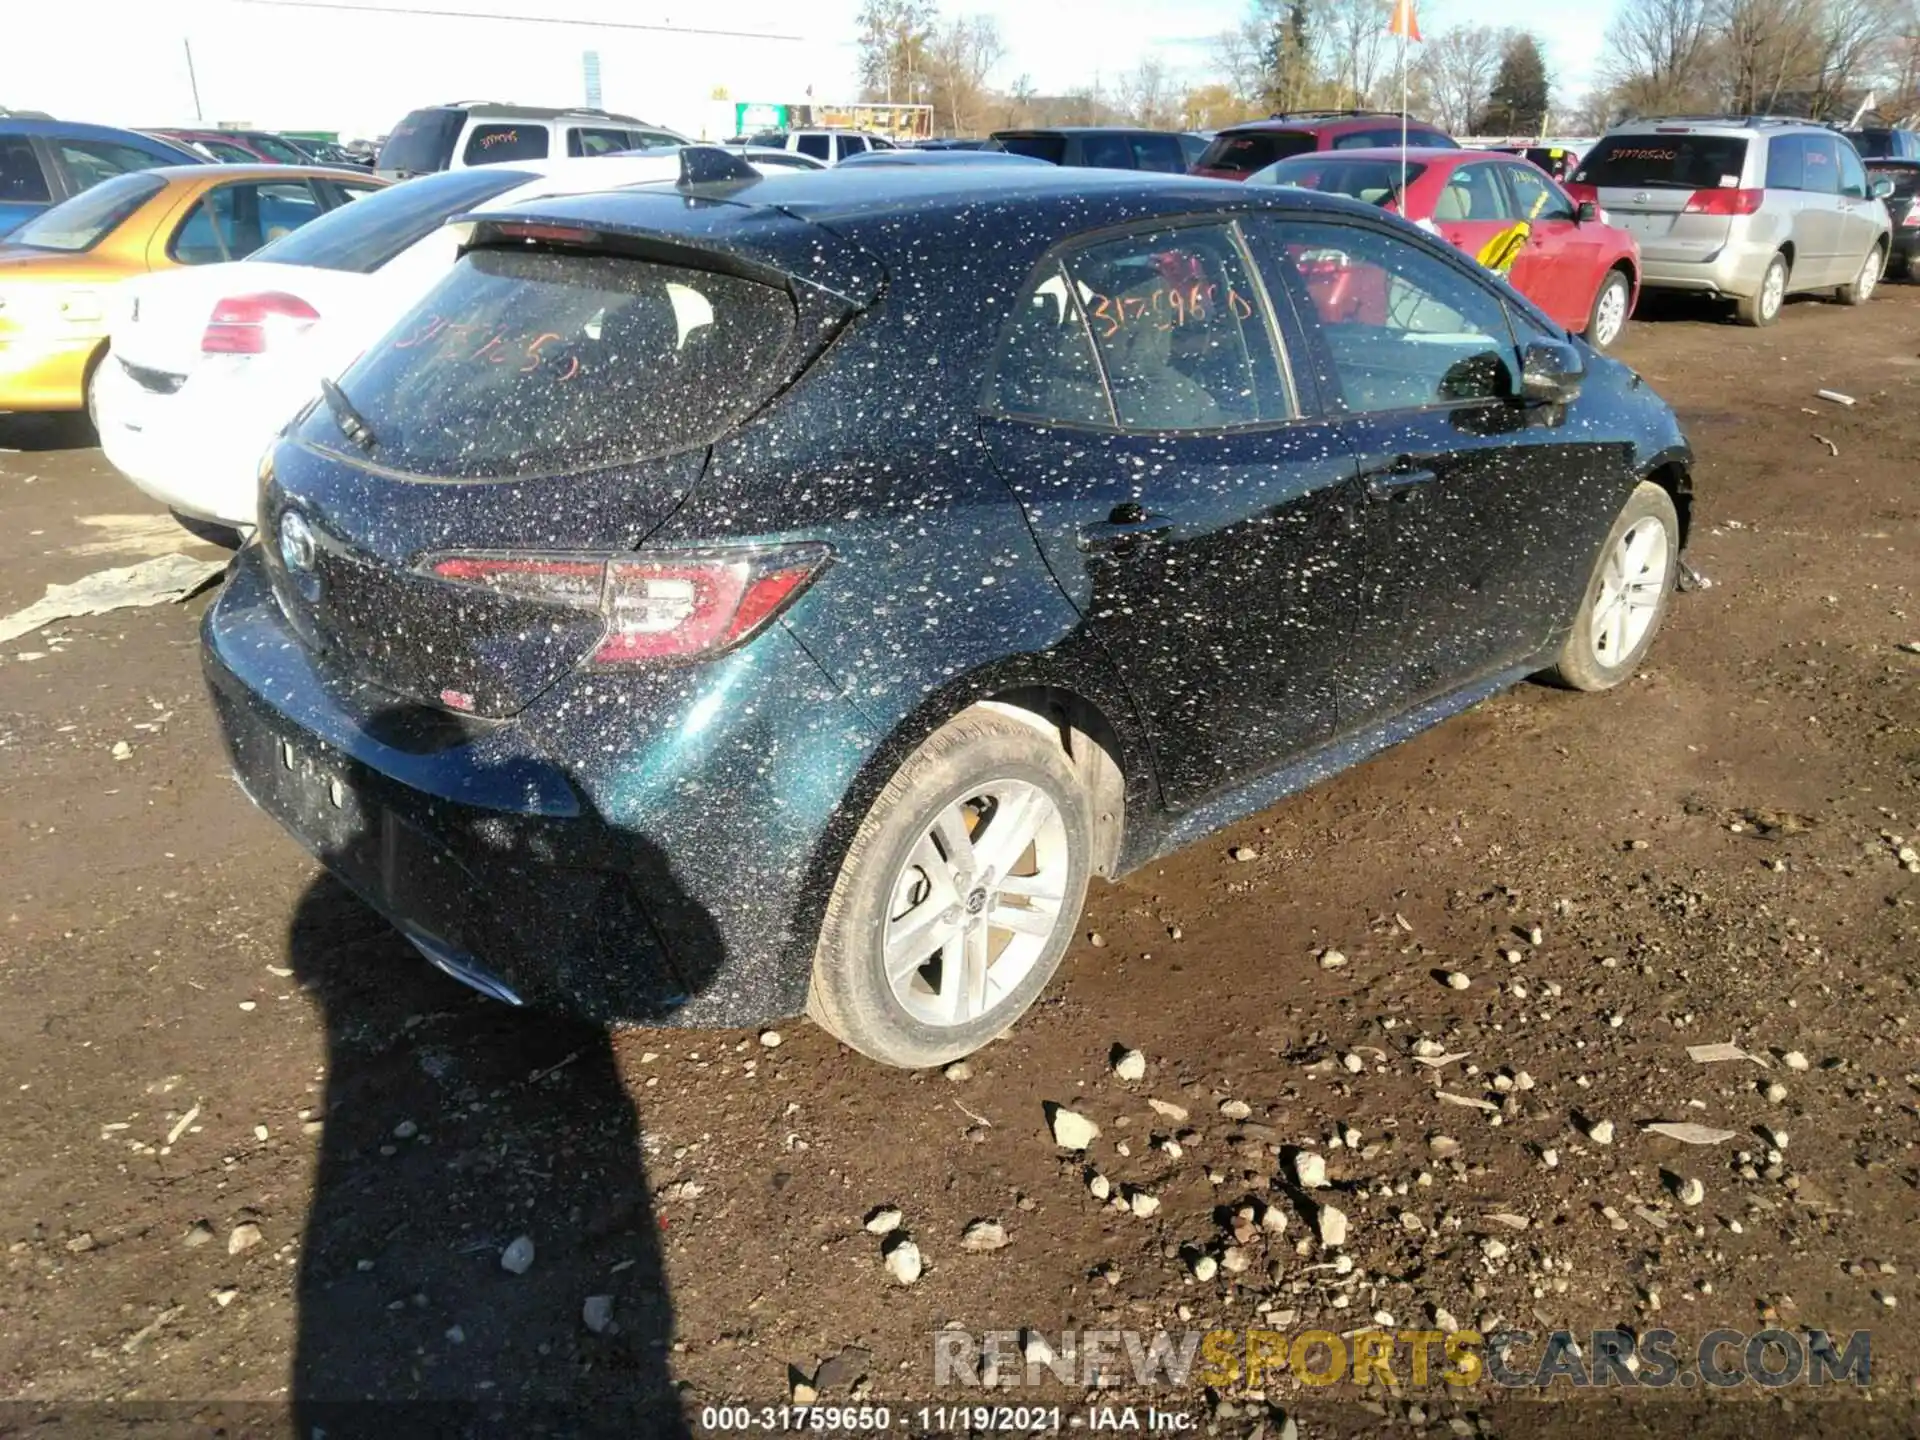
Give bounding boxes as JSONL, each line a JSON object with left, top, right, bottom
{"left": 1571, "top": 132, "right": 1749, "bottom": 252}
{"left": 264, "top": 191, "right": 882, "bottom": 716}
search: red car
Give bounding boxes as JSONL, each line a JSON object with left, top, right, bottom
{"left": 1192, "top": 111, "right": 1457, "bottom": 181}
{"left": 145, "top": 128, "right": 312, "bottom": 165}
{"left": 1252, "top": 145, "right": 1641, "bottom": 350}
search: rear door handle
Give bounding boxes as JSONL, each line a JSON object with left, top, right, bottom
{"left": 1078, "top": 504, "right": 1172, "bottom": 553}
{"left": 1362, "top": 463, "right": 1438, "bottom": 502}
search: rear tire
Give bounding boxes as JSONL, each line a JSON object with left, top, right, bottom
{"left": 806, "top": 708, "right": 1094, "bottom": 1069}
{"left": 1583, "top": 268, "right": 1632, "bottom": 350}
{"left": 1736, "top": 252, "right": 1788, "bottom": 327}
{"left": 1541, "top": 481, "right": 1680, "bottom": 692}
{"left": 1835, "top": 243, "right": 1884, "bottom": 305}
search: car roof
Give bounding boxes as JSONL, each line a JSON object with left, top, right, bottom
{"left": 1222, "top": 114, "right": 1440, "bottom": 134}
{"left": 1267, "top": 145, "right": 1466, "bottom": 164}
{"left": 474, "top": 164, "right": 1393, "bottom": 299}
{"left": 991, "top": 126, "right": 1186, "bottom": 137}
{"left": 0, "top": 116, "right": 194, "bottom": 145}
{"left": 423, "top": 102, "right": 651, "bottom": 123}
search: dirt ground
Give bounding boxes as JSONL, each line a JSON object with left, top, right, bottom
{"left": 1, "top": 287, "right": 1916, "bottom": 1440}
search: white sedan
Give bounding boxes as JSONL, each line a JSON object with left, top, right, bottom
{"left": 96, "top": 147, "right": 820, "bottom": 535}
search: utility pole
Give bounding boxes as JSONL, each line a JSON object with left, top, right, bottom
{"left": 183, "top": 38, "right": 204, "bottom": 121}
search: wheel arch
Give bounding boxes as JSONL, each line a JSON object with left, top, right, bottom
{"left": 1640, "top": 454, "right": 1693, "bottom": 550}
{"left": 777, "top": 656, "right": 1158, "bottom": 1001}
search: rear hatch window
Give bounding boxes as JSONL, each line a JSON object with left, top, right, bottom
{"left": 378, "top": 108, "right": 463, "bottom": 175}
{"left": 994, "top": 134, "right": 1067, "bottom": 164}
{"left": 249, "top": 167, "right": 535, "bottom": 273}
{"left": 307, "top": 245, "right": 798, "bottom": 479}
{"left": 1258, "top": 156, "right": 1426, "bottom": 205}
{"left": 1573, "top": 134, "right": 1749, "bottom": 190}
{"left": 1868, "top": 163, "right": 1920, "bottom": 196}
{"left": 1197, "top": 130, "right": 1317, "bottom": 174}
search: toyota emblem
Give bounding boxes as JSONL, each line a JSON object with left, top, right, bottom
{"left": 279, "top": 511, "right": 317, "bottom": 574}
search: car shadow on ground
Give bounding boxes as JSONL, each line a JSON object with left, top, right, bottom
{"left": 1628, "top": 288, "right": 1847, "bottom": 328}
{"left": 0, "top": 413, "right": 96, "bottom": 452}
{"left": 275, "top": 716, "right": 715, "bottom": 1434}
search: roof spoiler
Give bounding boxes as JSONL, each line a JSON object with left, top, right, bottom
{"left": 678, "top": 145, "right": 758, "bottom": 186}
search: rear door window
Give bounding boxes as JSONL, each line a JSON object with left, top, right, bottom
{"left": 1130, "top": 134, "right": 1187, "bottom": 173}
{"left": 838, "top": 135, "right": 869, "bottom": 159}
{"left": 1198, "top": 130, "right": 1315, "bottom": 174}
{"left": 462, "top": 123, "right": 549, "bottom": 165}
{"left": 318, "top": 246, "right": 799, "bottom": 479}
{"left": 994, "top": 134, "right": 1067, "bottom": 164}
{"left": 248, "top": 166, "right": 535, "bottom": 273}
{"left": 1433, "top": 162, "right": 1510, "bottom": 221}
{"left": 377, "top": 108, "right": 463, "bottom": 174}
{"left": 1766, "top": 134, "right": 1813, "bottom": 190}
{"left": 795, "top": 133, "right": 831, "bottom": 160}
{"left": 55, "top": 138, "right": 175, "bottom": 189}
{"left": 568, "top": 127, "right": 633, "bottom": 157}
{"left": 983, "top": 261, "right": 1113, "bottom": 427}
{"left": 169, "top": 179, "right": 324, "bottom": 262}
{"left": 0, "top": 136, "right": 51, "bottom": 204}
{"left": 1080, "top": 133, "right": 1135, "bottom": 169}
{"left": 1573, "top": 134, "right": 1749, "bottom": 189}
{"left": 1063, "top": 225, "right": 1288, "bottom": 429}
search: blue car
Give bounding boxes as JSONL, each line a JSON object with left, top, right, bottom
{"left": 0, "top": 118, "right": 203, "bottom": 236}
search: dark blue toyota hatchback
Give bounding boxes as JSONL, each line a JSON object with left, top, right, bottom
{"left": 205, "top": 157, "right": 1694, "bottom": 1067}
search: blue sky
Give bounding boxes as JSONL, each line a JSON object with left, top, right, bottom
{"left": 1, "top": 0, "right": 1611, "bottom": 140}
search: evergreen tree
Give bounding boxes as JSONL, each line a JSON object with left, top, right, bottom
{"left": 1479, "top": 32, "right": 1551, "bottom": 133}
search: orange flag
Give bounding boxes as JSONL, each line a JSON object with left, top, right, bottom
{"left": 1388, "top": 0, "right": 1422, "bottom": 41}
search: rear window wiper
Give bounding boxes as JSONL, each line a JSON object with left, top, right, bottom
{"left": 319, "top": 378, "right": 377, "bottom": 451}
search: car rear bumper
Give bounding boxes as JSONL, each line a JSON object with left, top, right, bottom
{"left": 0, "top": 333, "right": 99, "bottom": 411}
{"left": 95, "top": 359, "right": 277, "bottom": 526}
{"left": 202, "top": 545, "right": 875, "bottom": 1027}
{"left": 1635, "top": 246, "right": 1777, "bottom": 298}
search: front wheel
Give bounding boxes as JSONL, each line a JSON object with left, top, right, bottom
{"left": 1584, "top": 269, "right": 1632, "bottom": 350}
{"left": 806, "top": 708, "right": 1095, "bottom": 1068}
{"left": 1540, "top": 481, "right": 1680, "bottom": 692}
{"left": 1835, "top": 243, "right": 1884, "bottom": 305}
{"left": 1736, "top": 252, "right": 1788, "bottom": 327}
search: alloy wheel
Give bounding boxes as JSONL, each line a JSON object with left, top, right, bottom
{"left": 882, "top": 779, "right": 1070, "bottom": 1028}
{"left": 1592, "top": 277, "right": 1629, "bottom": 348}
{"left": 1760, "top": 261, "right": 1786, "bottom": 321}
{"left": 1588, "top": 516, "right": 1670, "bottom": 668}
{"left": 1856, "top": 248, "right": 1881, "bottom": 301}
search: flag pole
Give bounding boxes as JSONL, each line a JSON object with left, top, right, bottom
{"left": 1399, "top": 28, "right": 1408, "bottom": 206}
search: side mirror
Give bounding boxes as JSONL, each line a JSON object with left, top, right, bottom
{"left": 1872, "top": 177, "right": 1895, "bottom": 200}
{"left": 1576, "top": 199, "right": 1600, "bottom": 224}
{"left": 1519, "top": 338, "right": 1586, "bottom": 405}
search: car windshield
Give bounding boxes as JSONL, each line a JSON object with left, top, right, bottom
{"left": 310, "top": 245, "right": 798, "bottom": 479}
{"left": 992, "top": 134, "right": 1067, "bottom": 164}
{"left": 1198, "top": 130, "right": 1318, "bottom": 174}
{"left": 1573, "top": 134, "right": 1749, "bottom": 189}
{"left": 9, "top": 171, "right": 167, "bottom": 251}
{"left": 1252, "top": 156, "right": 1427, "bottom": 205}
{"left": 249, "top": 167, "right": 534, "bottom": 274}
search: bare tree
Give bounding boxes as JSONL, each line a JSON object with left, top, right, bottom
{"left": 925, "top": 14, "right": 1007, "bottom": 133}
{"left": 855, "top": 0, "right": 936, "bottom": 104}
{"left": 1419, "top": 24, "right": 1506, "bottom": 132}
{"left": 1118, "top": 55, "right": 1183, "bottom": 127}
{"left": 1215, "top": 17, "right": 1274, "bottom": 106}
{"left": 1600, "top": 0, "right": 1717, "bottom": 113}
{"left": 1321, "top": 0, "right": 1395, "bottom": 105}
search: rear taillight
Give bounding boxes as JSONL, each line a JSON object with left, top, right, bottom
{"left": 1902, "top": 200, "right": 1919, "bottom": 227}
{"left": 1683, "top": 188, "right": 1764, "bottom": 217}
{"left": 425, "top": 545, "right": 831, "bottom": 665}
{"left": 202, "top": 292, "right": 320, "bottom": 354}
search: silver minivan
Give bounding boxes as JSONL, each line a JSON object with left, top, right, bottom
{"left": 1570, "top": 117, "right": 1893, "bottom": 325}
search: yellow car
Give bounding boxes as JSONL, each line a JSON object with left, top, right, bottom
{"left": 0, "top": 163, "right": 382, "bottom": 416}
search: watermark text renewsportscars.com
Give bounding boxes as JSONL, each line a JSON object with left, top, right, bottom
{"left": 931, "top": 1327, "right": 1871, "bottom": 1390}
